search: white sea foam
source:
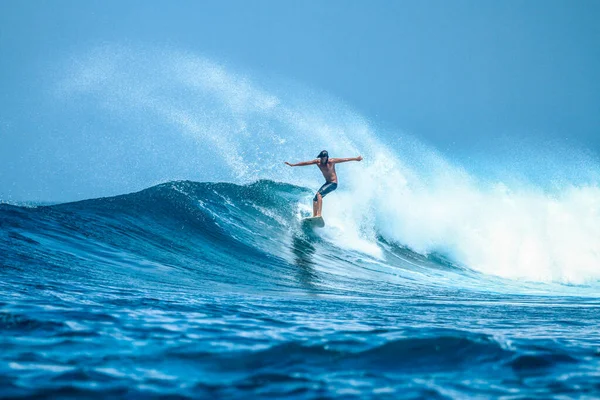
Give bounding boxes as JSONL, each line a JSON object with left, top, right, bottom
{"left": 58, "top": 45, "right": 600, "bottom": 284}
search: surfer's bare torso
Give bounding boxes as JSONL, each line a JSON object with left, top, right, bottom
{"left": 317, "top": 161, "right": 338, "bottom": 183}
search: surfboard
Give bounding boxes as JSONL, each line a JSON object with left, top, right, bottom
{"left": 302, "top": 216, "right": 325, "bottom": 228}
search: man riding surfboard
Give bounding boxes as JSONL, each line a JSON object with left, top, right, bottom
{"left": 285, "top": 150, "right": 363, "bottom": 217}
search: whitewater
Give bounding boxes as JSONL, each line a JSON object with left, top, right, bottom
{"left": 2, "top": 46, "right": 600, "bottom": 398}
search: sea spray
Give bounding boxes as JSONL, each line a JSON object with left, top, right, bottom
{"left": 57, "top": 44, "right": 600, "bottom": 283}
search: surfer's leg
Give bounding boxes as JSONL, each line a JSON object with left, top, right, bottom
{"left": 313, "top": 182, "right": 337, "bottom": 217}
{"left": 313, "top": 183, "right": 327, "bottom": 217}
{"left": 313, "top": 193, "right": 322, "bottom": 217}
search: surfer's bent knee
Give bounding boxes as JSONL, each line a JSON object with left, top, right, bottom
{"left": 313, "top": 192, "right": 322, "bottom": 202}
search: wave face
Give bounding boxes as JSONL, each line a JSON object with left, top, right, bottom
{"left": 2, "top": 180, "right": 600, "bottom": 398}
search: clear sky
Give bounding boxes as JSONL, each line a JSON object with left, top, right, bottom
{"left": 1, "top": 0, "right": 599, "bottom": 201}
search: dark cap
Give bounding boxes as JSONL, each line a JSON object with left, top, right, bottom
{"left": 316, "top": 150, "right": 329, "bottom": 158}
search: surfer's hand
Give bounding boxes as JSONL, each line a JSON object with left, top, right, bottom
{"left": 356, "top": 156, "right": 363, "bottom": 161}
{"left": 284, "top": 162, "right": 293, "bottom": 167}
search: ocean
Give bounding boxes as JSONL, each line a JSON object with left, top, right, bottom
{"left": 2, "top": 179, "right": 600, "bottom": 399}
{"left": 2, "top": 45, "right": 600, "bottom": 399}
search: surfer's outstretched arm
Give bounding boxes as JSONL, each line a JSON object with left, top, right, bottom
{"left": 284, "top": 159, "right": 318, "bottom": 167}
{"left": 330, "top": 156, "right": 363, "bottom": 164}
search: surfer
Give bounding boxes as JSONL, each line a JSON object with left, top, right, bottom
{"left": 285, "top": 150, "right": 363, "bottom": 217}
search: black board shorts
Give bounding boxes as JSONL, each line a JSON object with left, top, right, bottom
{"left": 314, "top": 182, "right": 338, "bottom": 201}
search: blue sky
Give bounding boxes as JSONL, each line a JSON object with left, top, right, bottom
{"left": 1, "top": 0, "right": 599, "bottom": 201}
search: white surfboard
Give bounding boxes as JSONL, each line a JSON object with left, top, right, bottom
{"left": 302, "top": 216, "right": 325, "bottom": 228}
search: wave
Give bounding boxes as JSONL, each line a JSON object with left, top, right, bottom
{"left": 1, "top": 179, "right": 599, "bottom": 300}
{"left": 44, "top": 45, "right": 600, "bottom": 286}
{"left": 0, "top": 180, "right": 469, "bottom": 297}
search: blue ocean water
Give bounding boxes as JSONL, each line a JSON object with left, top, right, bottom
{"left": 2, "top": 179, "right": 600, "bottom": 399}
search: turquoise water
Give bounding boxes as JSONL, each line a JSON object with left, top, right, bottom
{"left": 2, "top": 180, "right": 600, "bottom": 399}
